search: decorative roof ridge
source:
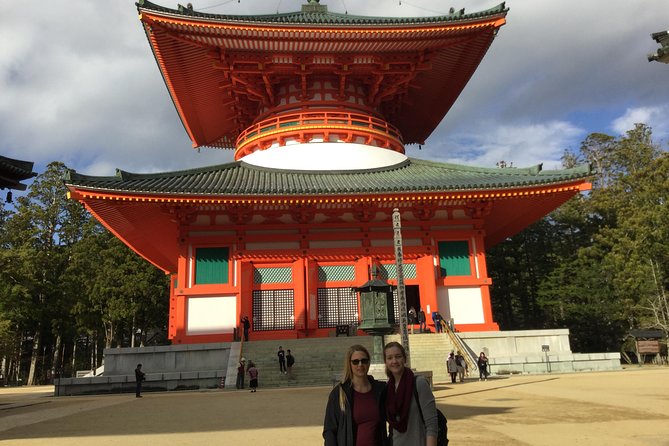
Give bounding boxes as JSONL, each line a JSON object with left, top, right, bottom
{"left": 136, "top": 0, "right": 508, "bottom": 26}
{"left": 65, "top": 161, "right": 243, "bottom": 183}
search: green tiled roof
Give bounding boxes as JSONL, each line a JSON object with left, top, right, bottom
{"left": 137, "top": 1, "right": 508, "bottom": 26}
{"left": 65, "top": 158, "right": 591, "bottom": 197}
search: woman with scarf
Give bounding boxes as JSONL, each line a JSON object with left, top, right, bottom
{"left": 384, "top": 341, "right": 438, "bottom": 446}
{"left": 323, "top": 344, "right": 388, "bottom": 446}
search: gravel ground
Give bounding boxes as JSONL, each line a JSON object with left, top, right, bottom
{"left": 1, "top": 367, "right": 668, "bottom": 445}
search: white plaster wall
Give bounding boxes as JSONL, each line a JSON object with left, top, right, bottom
{"left": 187, "top": 296, "right": 237, "bottom": 335}
{"left": 241, "top": 142, "right": 407, "bottom": 170}
{"left": 438, "top": 286, "right": 485, "bottom": 324}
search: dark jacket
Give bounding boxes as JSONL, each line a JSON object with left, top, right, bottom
{"left": 323, "top": 376, "right": 388, "bottom": 446}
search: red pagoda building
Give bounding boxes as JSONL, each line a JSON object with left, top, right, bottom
{"left": 65, "top": 1, "right": 591, "bottom": 344}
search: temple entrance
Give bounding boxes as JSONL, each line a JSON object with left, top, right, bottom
{"left": 391, "top": 285, "right": 420, "bottom": 324}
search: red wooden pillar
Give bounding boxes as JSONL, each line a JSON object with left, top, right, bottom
{"left": 293, "top": 258, "right": 307, "bottom": 331}
{"left": 305, "top": 258, "right": 319, "bottom": 332}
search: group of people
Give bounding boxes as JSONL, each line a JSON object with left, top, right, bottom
{"left": 236, "top": 357, "right": 259, "bottom": 392}
{"left": 277, "top": 345, "right": 296, "bottom": 378}
{"left": 446, "top": 351, "right": 490, "bottom": 383}
{"left": 235, "top": 345, "right": 297, "bottom": 392}
{"left": 323, "top": 342, "right": 439, "bottom": 446}
{"left": 408, "top": 307, "right": 448, "bottom": 334}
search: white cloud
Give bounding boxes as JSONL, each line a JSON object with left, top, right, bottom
{"left": 419, "top": 121, "right": 585, "bottom": 170}
{"left": 611, "top": 106, "right": 669, "bottom": 139}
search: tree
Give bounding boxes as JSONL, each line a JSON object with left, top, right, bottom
{"left": 0, "top": 162, "right": 89, "bottom": 384}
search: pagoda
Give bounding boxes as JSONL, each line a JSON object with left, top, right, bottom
{"left": 65, "top": 1, "right": 592, "bottom": 344}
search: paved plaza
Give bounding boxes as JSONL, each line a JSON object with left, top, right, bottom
{"left": 1, "top": 367, "right": 668, "bottom": 445}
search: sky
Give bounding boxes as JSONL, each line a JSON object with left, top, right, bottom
{"left": 1, "top": 0, "right": 668, "bottom": 195}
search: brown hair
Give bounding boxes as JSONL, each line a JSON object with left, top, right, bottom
{"left": 383, "top": 341, "right": 407, "bottom": 378}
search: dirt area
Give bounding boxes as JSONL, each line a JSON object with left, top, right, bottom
{"left": 1, "top": 367, "right": 668, "bottom": 445}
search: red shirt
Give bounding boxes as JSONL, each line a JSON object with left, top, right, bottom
{"left": 353, "top": 389, "right": 380, "bottom": 446}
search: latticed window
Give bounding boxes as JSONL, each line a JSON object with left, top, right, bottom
{"left": 317, "top": 287, "right": 358, "bottom": 328}
{"left": 391, "top": 288, "right": 399, "bottom": 325}
{"left": 252, "top": 289, "right": 295, "bottom": 331}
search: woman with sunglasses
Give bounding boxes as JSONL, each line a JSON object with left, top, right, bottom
{"left": 384, "top": 341, "right": 437, "bottom": 446}
{"left": 323, "top": 344, "right": 388, "bottom": 446}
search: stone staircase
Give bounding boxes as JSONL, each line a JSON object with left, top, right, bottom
{"left": 237, "top": 336, "right": 375, "bottom": 389}
{"left": 385, "top": 333, "right": 461, "bottom": 383}
{"left": 232, "top": 333, "right": 459, "bottom": 389}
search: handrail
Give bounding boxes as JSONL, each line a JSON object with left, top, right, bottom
{"left": 236, "top": 110, "right": 403, "bottom": 148}
{"left": 443, "top": 323, "right": 478, "bottom": 372}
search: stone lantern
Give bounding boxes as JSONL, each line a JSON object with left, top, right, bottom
{"left": 355, "top": 276, "right": 395, "bottom": 365}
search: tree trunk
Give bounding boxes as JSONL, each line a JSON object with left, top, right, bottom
{"left": 71, "top": 339, "right": 77, "bottom": 376}
{"left": 52, "top": 334, "right": 62, "bottom": 382}
{"left": 27, "top": 327, "right": 41, "bottom": 386}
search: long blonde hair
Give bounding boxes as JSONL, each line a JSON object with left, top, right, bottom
{"left": 338, "top": 344, "right": 370, "bottom": 411}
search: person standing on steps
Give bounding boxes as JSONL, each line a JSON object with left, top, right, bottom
{"left": 286, "top": 349, "right": 295, "bottom": 379}
{"left": 278, "top": 346, "right": 287, "bottom": 374}
{"left": 248, "top": 361, "right": 258, "bottom": 392}
{"left": 408, "top": 306, "right": 417, "bottom": 334}
{"left": 241, "top": 316, "right": 250, "bottom": 341}
{"left": 418, "top": 308, "right": 426, "bottom": 333}
{"left": 134, "top": 363, "right": 146, "bottom": 398}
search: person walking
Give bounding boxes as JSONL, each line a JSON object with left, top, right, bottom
{"left": 236, "top": 357, "right": 246, "bottom": 389}
{"left": 477, "top": 352, "right": 489, "bottom": 381}
{"left": 446, "top": 352, "right": 458, "bottom": 384}
{"left": 323, "top": 344, "right": 388, "bottom": 446}
{"left": 248, "top": 361, "right": 258, "bottom": 392}
{"left": 455, "top": 351, "right": 467, "bottom": 383}
{"left": 278, "top": 346, "right": 287, "bottom": 374}
{"left": 417, "top": 308, "right": 426, "bottom": 333}
{"left": 384, "top": 341, "right": 438, "bottom": 446}
{"left": 134, "top": 363, "right": 146, "bottom": 398}
{"left": 286, "top": 349, "right": 295, "bottom": 379}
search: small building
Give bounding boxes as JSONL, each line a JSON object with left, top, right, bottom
{"left": 65, "top": 1, "right": 592, "bottom": 344}
{"left": 0, "top": 155, "right": 37, "bottom": 202}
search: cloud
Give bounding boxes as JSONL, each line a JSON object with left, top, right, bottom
{"left": 418, "top": 120, "right": 585, "bottom": 170}
{"left": 611, "top": 106, "right": 669, "bottom": 140}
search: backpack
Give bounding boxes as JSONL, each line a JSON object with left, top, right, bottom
{"left": 413, "top": 377, "right": 448, "bottom": 446}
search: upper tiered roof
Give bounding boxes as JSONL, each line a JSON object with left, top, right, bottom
{"left": 136, "top": 0, "right": 508, "bottom": 149}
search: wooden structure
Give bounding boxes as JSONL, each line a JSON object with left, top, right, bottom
{"left": 65, "top": 1, "right": 592, "bottom": 344}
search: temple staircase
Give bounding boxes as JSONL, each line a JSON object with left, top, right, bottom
{"left": 229, "top": 333, "right": 461, "bottom": 389}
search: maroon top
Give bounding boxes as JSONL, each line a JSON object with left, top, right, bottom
{"left": 353, "top": 389, "right": 380, "bottom": 446}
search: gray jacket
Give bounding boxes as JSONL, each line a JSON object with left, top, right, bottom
{"left": 389, "top": 375, "right": 438, "bottom": 446}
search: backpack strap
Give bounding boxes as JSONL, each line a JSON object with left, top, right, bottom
{"left": 413, "top": 376, "right": 426, "bottom": 426}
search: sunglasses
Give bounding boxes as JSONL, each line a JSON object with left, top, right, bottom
{"left": 351, "top": 358, "right": 370, "bottom": 366}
